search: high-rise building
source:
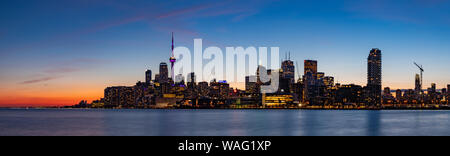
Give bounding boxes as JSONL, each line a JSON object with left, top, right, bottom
{"left": 367, "top": 48, "right": 382, "bottom": 106}
{"left": 159, "top": 62, "right": 169, "bottom": 83}
{"left": 187, "top": 72, "right": 196, "bottom": 89}
{"left": 384, "top": 87, "right": 391, "bottom": 96}
{"left": 415, "top": 74, "right": 421, "bottom": 94}
{"left": 145, "top": 69, "right": 152, "bottom": 84}
{"left": 281, "top": 59, "right": 295, "bottom": 84}
{"left": 316, "top": 72, "right": 325, "bottom": 86}
{"left": 187, "top": 72, "right": 196, "bottom": 83}
{"left": 323, "top": 76, "right": 334, "bottom": 88}
{"left": 431, "top": 83, "right": 436, "bottom": 93}
{"left": 396, "top": 89, "right": 402, "bottom": 100}
{"left": 245, "top": 75, "right": 258, "bottom": 93}
{"left": 448, "top": 84, "right": 450, "bottom": 93}
{"left": 303, "top": 60, "right": 319, "bottom": 104}
{"left": 304, "top": 60, "right": 318, "bottom": 79}
{"left": 198, "top": 81, "right": 209, "bottom": 96}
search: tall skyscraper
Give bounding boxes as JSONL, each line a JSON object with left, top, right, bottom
{"left": 303, "top": 60, "right": 318, "bottom": 104}
{"left": 367, "top": 48, "right": 382, "bottom": 106}
{"left": 145, "top": 69, "right": 152, "bottom": 84}
{"left": 415, "top": 74, "right": 421, "bottom": 94}
{"left": 431, "top": 83, "right": 436, "bottom": 93}
{"left": 304, "top": 60, "right": 318, "bottom": 79}
{"left": 159, "top": 62, "right": 169, "bottom": 83}
{"left": 396, "top": 89, "right": 402, "bottom": 100}
{"left": 447, "top": 84, "right": 450, "bottom": 93}
{"left": 281, "top": 59, "right": 295, "bottom": 84}
{"left": 169, "top": 33, "right": 177, "bottom": 80}
{"left": 187, "top": 72, "right": 196, "bottom": 88}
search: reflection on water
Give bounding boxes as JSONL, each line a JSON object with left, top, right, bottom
{"left": 367, "top": 111, "right": 381, "bottom": 136}
{"left": 1, "top": 109, "right": 450, "bottom": 136}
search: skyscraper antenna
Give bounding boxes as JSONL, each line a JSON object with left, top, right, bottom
{"left": 171, "top": 32, "right": 174, "bottom": 57}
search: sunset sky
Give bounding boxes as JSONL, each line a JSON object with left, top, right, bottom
{"left": 1, "top": 0, "right": 450, "bottom": 107}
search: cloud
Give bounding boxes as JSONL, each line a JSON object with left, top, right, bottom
{"left": 19, "top": 76, "right": 61, "bottom": 84}
{"left": 19, "top": 57, "right": 107, "bottom": 85}
{"left": 44, "top": 67, "right": 81, "bottom": 74}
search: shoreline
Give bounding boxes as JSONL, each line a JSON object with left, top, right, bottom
{"left": 2, "top": 107, "right": 450, "bottom": 111}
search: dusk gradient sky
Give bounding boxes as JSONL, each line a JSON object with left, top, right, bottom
{"left": 1, "top": 0, "right": 450, "bottom": 107}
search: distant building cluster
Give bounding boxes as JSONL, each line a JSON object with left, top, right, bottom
{"left": 73, "top": 48, "right": 449, "bottom": 109}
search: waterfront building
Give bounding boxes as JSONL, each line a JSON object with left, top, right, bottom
{"left": 367, "top": 48, "right": 382, "bottom": 106}
{"left": 104, "top": 86, "right": 135, "bottom": 108}
{"left": 263, "top": 94, "right": 294, "bottom": 107}
{"left": 336, "top": 84, "right": 363, "bottom": 106}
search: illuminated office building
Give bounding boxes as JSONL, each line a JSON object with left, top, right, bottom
{"left": 104, "top": 86, "right": 135, "bottom": 108}
{"left": 367, "top": 48, "right": 382, "bottom": 106}
{"left": 159, "top": 62, "right": 169, "bottom": 83}
{"left": 323, "top": 76, "right": 334, "bottom": 88}
{"left": 415, "top": 74, "right": 421, "bottom": 94}
{"left": 145, "top": 69, "right": 152, "bottom": 84}
{"left": 245, "top": 75, "right": 259, "bottom": 93}
{"left": 304, "top": 60, "right": 318, "bottom": 79}
{"left": 281, "top": 59, "right": 295, "bottom": 84}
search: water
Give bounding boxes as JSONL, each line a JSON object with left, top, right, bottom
{"left": 1, "top": 109, "right": 450, "bottom": 136}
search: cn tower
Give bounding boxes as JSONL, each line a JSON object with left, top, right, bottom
{"left": 169, "top": 32, "right": 176, "bottom": 80}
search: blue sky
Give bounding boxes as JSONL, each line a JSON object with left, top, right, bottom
{"left": 1, "top": 0, "right": 450, "bottom": 106}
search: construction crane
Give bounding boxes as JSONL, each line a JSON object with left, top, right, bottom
{"left": 414, "top": 62, "right": 424, "bottom": 92}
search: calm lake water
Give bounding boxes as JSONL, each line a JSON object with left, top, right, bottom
{"left": 1, "top": 109, "right": 449, "bottom": 136}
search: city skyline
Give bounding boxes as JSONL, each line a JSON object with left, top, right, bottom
{"left": 1, "top": 0, "right": 450, "bottom": 107}
{"left": 75, "top": 47, "right": 448, "bottom": 109}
